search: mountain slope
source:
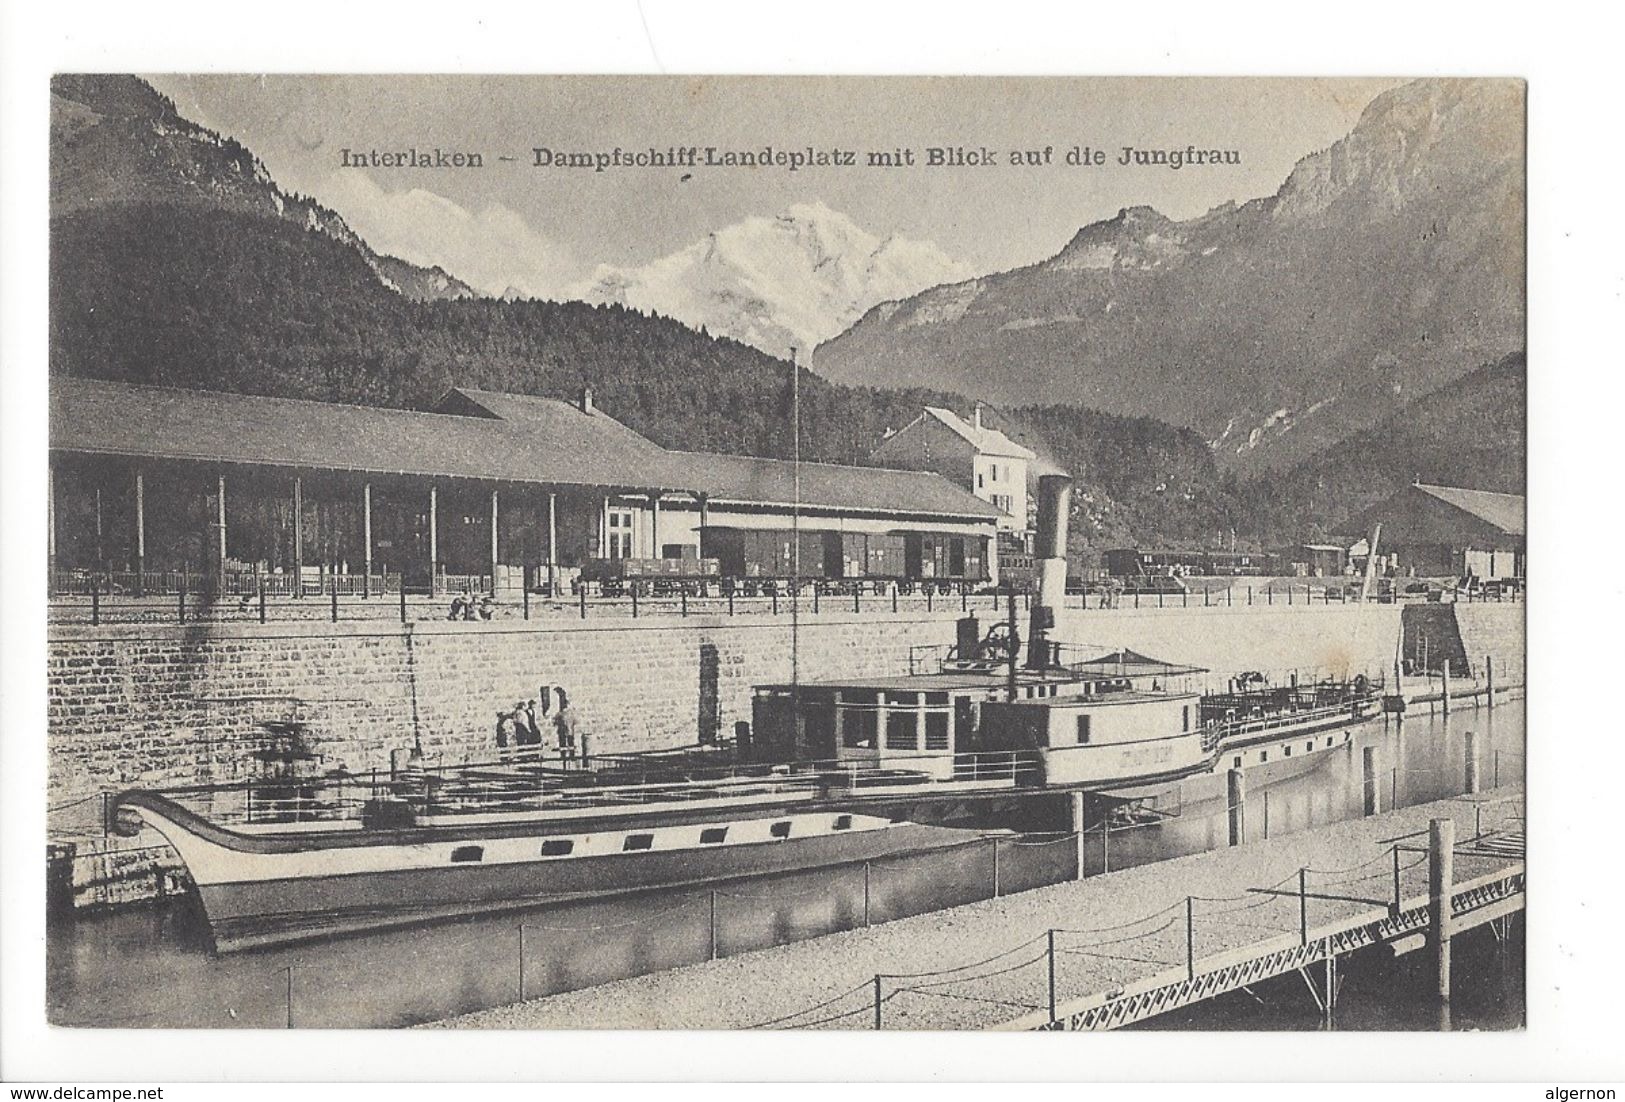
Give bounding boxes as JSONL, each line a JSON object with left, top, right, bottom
{"left": 573, "top": 201, "right": 971, "bottom": 357}
{"left": 815, "top": 79, "right": 1525, "bottom": 474}
{"left": 1237, "top": 351, "right": 1526, "bottom": 542}
{"left": 50, "top": 74, "right": 474, "bottom": 301}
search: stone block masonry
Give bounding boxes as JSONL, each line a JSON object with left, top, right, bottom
{"left": 46, "top": 603, "right": 1424, "bottom": 814}
{"left": 46, "top": 612, "right": 964, "bottom": 812}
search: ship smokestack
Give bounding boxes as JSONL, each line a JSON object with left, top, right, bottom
{"left": 1026, "top": 472, "right": 1073, "bottom": 670}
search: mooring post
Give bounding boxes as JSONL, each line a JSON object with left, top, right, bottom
{"left": 1429, "top": 817, "right": 1456, "bottom": 1017}
{"left": 1071, "top": 792, "right": 1088, "bottom": 880}
{"left": 1227, "top": 768, "right": 1246, "bottom": 846}
{"left": 709, "top": 890, "right": 719, "bottom": 961}
{"left": 1299, "top": 867, "right": 1309, "bottom": 945}
{"left": 1185, "top": 897, "right": 1196, "bottom": 979}
{"left": 1323, "top": 955, "right": 1337, "bottom": 1029}
{"left": 863, "top": 860, "right": 872, "bottom": 927}
{"left": 1047, "top": 929, "right": 1058, "bottom": 1020}
{"left": 1464, "top": 730, "right": 1480, "bottom": 794}
{"left": 1362, "top": 745, "right": 1382, "bottom": 816}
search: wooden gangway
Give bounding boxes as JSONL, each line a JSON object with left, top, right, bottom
{"left": 430, "top": 791, "right": 1524, "bottom": 1032}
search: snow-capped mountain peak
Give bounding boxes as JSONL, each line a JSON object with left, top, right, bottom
{"left": 572, "top": 202, "right": 972, "bottom": 357}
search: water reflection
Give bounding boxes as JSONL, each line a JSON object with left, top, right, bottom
{"left": 48, "top": 698, "right": 1523, "bottom": 1029}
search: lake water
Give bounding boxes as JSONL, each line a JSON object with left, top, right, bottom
{"left": 48, "top": 697, "right": 1524, "bottom": 1030}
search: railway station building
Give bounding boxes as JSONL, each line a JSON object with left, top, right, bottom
{"left": 47, "top": 377, "right": 1002, "bottom": 597}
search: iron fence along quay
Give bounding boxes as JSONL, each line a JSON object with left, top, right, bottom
{"left": 47, "top": 569, "right": 1522, "bottom": 627}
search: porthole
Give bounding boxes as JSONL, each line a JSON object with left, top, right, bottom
{"left": 699, "top": 827, "right": 728, "bottom": 845}
{"left": 450, "top": 845, "right": 484, "bottom": 863}
{"left": 833, "top": 815, "right": 853, "bottom": 831}
{"left": 540, "top": 839, "right": 574, "bottom": 857}
{"left": 623, "top": 833, "right": 655, "bottom": 851}
{"left": 770, "top": 820, "right": 793, "bottom": 839}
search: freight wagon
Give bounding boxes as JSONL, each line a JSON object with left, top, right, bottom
{"left": 699, "top": 526, "right": 989, "bottom": 595}
{"left": 1103, "top": 548, "right": 1281, "bottom": 578}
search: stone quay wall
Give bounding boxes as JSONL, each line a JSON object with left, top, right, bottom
{"left": 45, "top": 603, "right": 1429, "bottom": 813}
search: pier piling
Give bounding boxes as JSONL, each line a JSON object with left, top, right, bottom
{"left": 1429, "top": 817, "right": 1456, "bottom": 1018}
{"left": 1072, "top": 792, "right": 1087, "bottom": 880}
{"left": 1362, "top": 745, "right": 1382, "bottom": 816}
{"left": 1227, "top": 769, "right": 1247, "bottom": 846}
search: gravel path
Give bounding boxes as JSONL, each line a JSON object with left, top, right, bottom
{"left": 426, "top": 788, "right": 1523, "bottom": 1031}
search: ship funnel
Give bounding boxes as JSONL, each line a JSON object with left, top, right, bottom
{"left": 1027, "top": 473, "right": 1072, "bottom": 669}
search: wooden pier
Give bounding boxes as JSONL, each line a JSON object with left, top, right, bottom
{"left": 430, "top": 789, "right": 1524, "bottom": 1032}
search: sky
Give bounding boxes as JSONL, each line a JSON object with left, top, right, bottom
{"left": 148, "top": 75, "right": 1403, "bottom": 298}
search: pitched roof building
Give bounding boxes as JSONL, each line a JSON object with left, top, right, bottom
{"left": 1336, "top": 481, "right": 1525, "bottom": 579}
{"left": 871, "top": 405, "right": 1038, "bottom": 535}
{"left": 48, "top": 377, "right": 998, "bottom": 593}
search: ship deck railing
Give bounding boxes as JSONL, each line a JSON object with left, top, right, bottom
{"left": 150, "top": 751, "right": 1036, "bottom": 828}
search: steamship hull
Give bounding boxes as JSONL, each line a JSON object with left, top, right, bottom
{"left": 115, "top": 791, "right": 985, "bottom": 952}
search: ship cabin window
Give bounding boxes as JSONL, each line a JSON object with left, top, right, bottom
{"left": 1182, "top": 705, "right": 1191, "bottom": 732}
{"left": 1233, "top": 756, "right": 1242, "bottom": 769}
{"left": 539, "top": 839, "right": 574, "bottom": 857}
{"left": 770, "top": 820, "right": 793, "bottom": 839}
{"left": 1306, "top": 742, "right": 1314, "bottom": 753}
{"left": 842, "top": 691, "right": 879, "bottom": 749}
{"left": 699, "top": 827, "right": 728, "bottom": 845}
{"left": 1326, "top": 737, "right": 1335, "bottom": 748}
{"left": 833, "top": 815, "right": 854, "bottom": 832}
{"left": 623, "top": 833, "right": 655, "bottom": 852}
{"left": 925, "top": 712, "right": 950, "bottom": 751}
{"left": 885, "top": 711, "right": 919, "bottom": 751}
{"left": 1285, "top": 745, "right": 1292, "bottom": 757}
{"left": 1076, "top": 714, "right": 1092, "bottom": 745}
{"left": 450, "top": 845, "right": 484, "bottom": 863}
{"left": 1260, "top": 751, "right": 1269, "bottom": 763}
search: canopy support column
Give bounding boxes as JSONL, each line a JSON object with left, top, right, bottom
{"left": 428, "top": 483, "right": 438, "bottom": 595}
{"left": 47, "top": 462, "right": 57, "bottom": 595}
{"left": 216, "top": 473, "right": 228, "bottom": 589}
{"left": 293, "top": 477, "right": 304, "bottom": 598}
{"left": 547, "top": 491, "right": 558, "bottom": 597}
{"left": 490, "top": 487, "right": 500, "bottom": 596}
{"left": 134, "top": 470, "right": 145, "bottom": 595}
{"left": 363, "top": 481, "right": 373, "bottom": 598}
